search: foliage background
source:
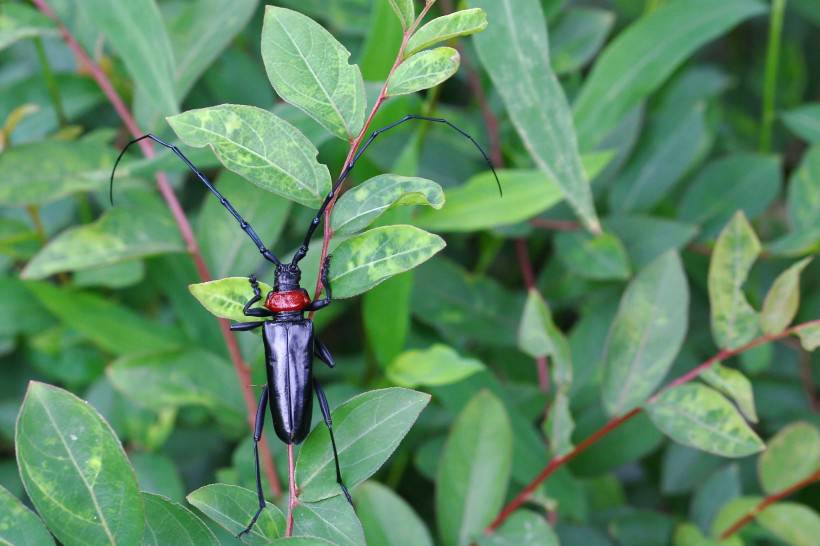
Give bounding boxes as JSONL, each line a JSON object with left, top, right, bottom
{"left": 0, "top": 0, "right": 819, "bottom": 545}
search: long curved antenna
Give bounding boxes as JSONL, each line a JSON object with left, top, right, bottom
{"left": 290, "top": 114, "right": 502, "bottom": 265}
{"left": 110, "top": 134, "right": 282, "bottom": 266}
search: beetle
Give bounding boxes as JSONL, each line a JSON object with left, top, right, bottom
{"left": 111, "top": 115, "right": 500, "bottom": 537}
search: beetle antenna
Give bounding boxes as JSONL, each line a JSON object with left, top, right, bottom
{"left": 110, "top": 134, "right": 282, "bottom": 266}
{"left": 291, "top": 114, "right": 502, "bottom": 265}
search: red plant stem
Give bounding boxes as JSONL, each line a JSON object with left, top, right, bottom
{"left": 486, "top": 319, "right": 820, "bottom": 532}
{"left": 515, "top": 239, "right": 550, "bottom": 391}
{"left": 530, "top": 218, "right": 582, "bottom": 232}
{"left": 720, "top": 469, "right": 820, "bottom": 539}
{"left": 286, "top": 443, "right": 297, "bottom": 537}
{"left": 32, "top": 0, "right": 282, "bottom": 498}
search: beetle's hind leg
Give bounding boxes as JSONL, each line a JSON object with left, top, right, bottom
{"left": 313, "top": 378, "right": 353, "bottom": 504}
{"left": 238, "top": 386, "right": 269, "bottom": 538}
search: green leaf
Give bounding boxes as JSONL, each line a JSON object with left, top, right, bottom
{"left": 329, "top": 225, "right": 445, "bottom": 298}
{"left": 786, "top": 145, "right": 820, "bottom": 232}
{"left": 22, "top": 192, "right": 183, "bottom": 279}
{"left": 15, "top": 382, "right": 144, "bottom": 545}
{"left": 386, "top": 344, "right": 484, "bottom": 387}
{"left": 270, "top": 539, "right": 335, "bottom": 546}
{"left": 478, "top": 510, "right": 559, "bottom": 546}
{"left": 757, "top": 503, "right": 820, "bottom": 546}
{"left": 782, "top": 103, "right": 820, "bottom": 143}
{"left": 0, "top": 139, "right": 112, "bottom": 206}
{"left": 711, "top": 496, "right": 761, "bottom": 538}
{"left": 760, "top": 258, "right": 812, "bottom": 334}
{"left": 187, "top": 484, "right": 285, "bottom": 543}
{"left": 167, "top": 104, "right": 331, "bottom": 208}
{"left": 797, "top": 323, "right": 820, "bottom": 351}
{"left": 551, "top": 8, "right": 614, "bottom": 75}
{"left": 131, "top": 452, "right": 185, "bottom": 502}
{"left": 690, "top": 464, "right": 742, "bottom": 533}
{"left": 679, "top": 154, "right": 782, "bottom": 236}
{"left": 674, "top": 523, "right": 741, "bottom": 546}
{"left": 262, "top": 7, "right": 366, "bottom": 140}
{"left": 359, "top": 0, "right": 404, "bottom": 80}
{"left": 601, "top": 252, "right": 689, "bottom": 416}
{"left": 437, "top": 390, "right": 513, "bottom": 546}
{"left": 518, "top": 289, "right": 572, "bottom": 388}
{"left": 544, "top": 390, "right": 575, "bottom": 457}
{"left": 554, "top": 231, "right": 631, "bottom": 281}
{"left": 331, "top": 174, "right": 444, "bottom": 234}
{"left": 387, "top": 47, "right": 460, "bottom": 96}
{"left": 758, "top": 421, "right": 820, "bottom": 495}
{"left": 354, "top": 481, "right": 434, "bottom": 546}
{"left": 189, "top": 277, "right": 272, "bottom": 323}
{"left": 708, "top": 212, "right": 761, "bottom": 349}
{"left": 573, "top": 0, "right": 766, "bottom": 149}
{"left": 292, "top": 496, "right": 366, "bottom": 546}
{"left": 406, "top": 9, "right": 488, "bottom": 56}
{"left": 79, "top": 0, "right": 178, "bottom": 118}
{"left": 471, "top": 0, "right": 600, "bottom": 232}
{"left": 609, "top": 510, "right": 675, "bottom": 546}
{"left": 0, "top": 484, "right": 55, "bottom": 546}
{"left": 646, "top": 384, "right": 764, "bottom": 457}
{"left": 701, "top": 364, "right": 758, "bottom": 423}
{"left": 142, "top": 493, "right": 219, "bottom": 546}
{"left": 604, "top": 215, "right": 699, "bottom": 270}
{"left": 297, "top": 388, "right": 430, "bottom": 501}
{"left": 388, "top": 0, "right": 415, "bottom": 29}
{"left": 0, "top": 3, "right": 56, "bottom": 51}
{"left": 363, "top": 272, "right": 413, "bottom": 367}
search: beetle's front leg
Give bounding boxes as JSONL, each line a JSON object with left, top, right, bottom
{"left": 243, "top": 273, "right": 274, "bottom": 318}
{"left": 307, "top": 256, "right": 332, "bottom": 311}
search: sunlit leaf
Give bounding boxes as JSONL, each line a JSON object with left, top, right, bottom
{"left": 406, "top": 9, "right": 488, "bottom": 56}
{"left": 760, "top": 257, "right": 812, "bottom": 334}
{"left": 292, "top": 495, "right": 366, "bottom": 546}
{"left": 701, "top": 363, "right": 757, "bottom": 423}
{"left": 387, "top": 344, "right": 484, "bottom": 387}
{"left": 786, "top": 145, "right": 820, "bottom": 232}
{"left": 388, "top": 0, "right": 415, "bottom": 29}
{"left": 756, "top": 503, "right": 820, "bottom": 546}
{"left": 387, "top": 47, "right": 460, "bottom": 96}
{"left": 544, "top": 390, "right": 574, "bottom": 457}
{"left": 189, "top": 276, "right": 272, "bottom": 323}
{"left": 518, "top": 289, "right": 572, "bottom": 388}
{"left": 758, "top": 421, "right": 820, "bottom": 495}
{"left": 797, "top": 323, "right": 820, "bottom": 351}
{"left": 187, "top": 484, "right": 285, "bottom": 544}
{"left": 142, "top": 493, "right": 219, "bottom": 546}
{"left": 782, "top": 103, "right": 820, "bottom": 143}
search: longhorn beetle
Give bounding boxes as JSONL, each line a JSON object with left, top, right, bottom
{"left": 111, "top": 115, "right": 500, "bottom": 537}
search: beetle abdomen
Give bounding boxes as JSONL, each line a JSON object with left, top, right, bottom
{"left": 262, "top": 320, "right": 314, "bottom": 444}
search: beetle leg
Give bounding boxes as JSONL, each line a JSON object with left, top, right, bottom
{"left": 314, "top": 336, "right": 335, "bottom": 368}
{"left": 244, "top": 274, "right": 274, "bottom": 318}
{"left": 230, "top": 321, "right": 264, "bottom": 331}
{"left": 238, "top": 386, "right": 270, "bottom": 538}
{"left": 314, "top": 378, "right": 353, "bottom": 505}
{"left": 306, "top": 256, "right": 333, "bottom": 311}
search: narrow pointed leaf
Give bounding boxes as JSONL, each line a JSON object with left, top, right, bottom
{"left": 354, "top": 481, "right": 434, "bottom": 546}
{"left": 187, "top": 484, "right": 285, "bottom": 544}
{"left": 0, "top": 485, "right": 55, "bottom": 545}
{"left": 518, "top": 289, "right": 572, "bottom": 388}
{"left": 0, "top": 3, "right": 56, "bottom": 51}
{"left": 262, "top": 7, "right": 366, "bottom": 140}
{"left": 293, "top": 496, "right": 366, "bottom": 546}
{"left": 554, "top": 231, "right": 631, "bottom": 281}
{"left": 142, "top": 493, "right": 218, "bottom": 546}
{"left": 756, "top": 503, "right": 820, "bottom": 546}
{"left": 544, "top": 390, "right": 575, "bottom": 457}
{"left": 388, "top": 0, "right": 415, "bottom": 29}
{"left": 701, "top": 363, "right": 758, "bottom": 423}
{"left": 406, "top": 9, "right": 488, "bottom": 56}
{"left": 189, "top": 277, "right": 272, "bottom": 322}
{"left": 387, "top": 47, "right": 460, "bottom": 96}
{"left": 167, "top": 104, "right": 331, "bottom": 208}
{"left": 551, "top": 7, "right": 614, "bottom": 75}
{"left": 760, "top": 257, "right": 812, "bottom": 334}
{"left": 602, "top": 252, "right": 689, "bottom": 416}
{"left": 647, "top": 384, "right": 764, "bottom": 458}
{"left": 15, "top": 382, "right": 144, "bottom": 545}
{"left": 477, "top": 510, "right": 559, "bottom": 546}
{"left": 758, "top": 421, "right": 820, "bottom": 495}
{"left": 782, "top": 103, "right": 820, "bottom": 143}
{"left": 386, "top": 344, "right": 484, "bottom": 388}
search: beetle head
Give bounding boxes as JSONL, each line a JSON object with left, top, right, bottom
{"left": 274, "top": 263, "right": 301, "bottom": 291}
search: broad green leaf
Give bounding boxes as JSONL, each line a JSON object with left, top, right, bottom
{"left": 797, "top": 323, "right": 820, "bottom": 351}
{"left": 786, "top": 145, "right": 820, "bottom": 232}
{"left": 602, "top": 252, "right": 689, "bottom": 416}
{"left": 471, "top": 0, "right": 600, "bottom": 232}
{"left": 647, "top": 384, "right": 764, "bottom": 457}
{"left": 331, "top": 174, "right": 444, "bottom": 234}
{"left": 0, "top": 277, "right": 52, "bottom": 337}
{"left": 387, "top": 47, "right": 460, "bottom": 96}
{"left": 142, "top": 493, "right": 218, "bottom": 546}
{"left": 108, "top": 349, "right": 244, "bottom": 423}
{"left": 544, "top": 390, "right": 574, "bottom": 457}
{"left": 387, "top": 344, "right": 484, "bottom": 387}
{"left": 26, "top": 282, "right": 181, "bottom": 355}
{"left": 262, "top": 7, "right": 366, "bottom": 140}
{"left": 0, "top": 139, "right": 111, "bottom": 206}
{"left": 354, "top": 481, "right": 434, "bottom": 546}
{"left": 573, "top": 0, "right": 766, "bottom": 149}
{"left": 22, "top": 193, "right": 184, "bottom": 279}
{"left": 131, "top": 452, "right": 184, "bottom": 502}
{"left": 478, "top": 510, "right": 559, "bottom": 546}
{"left": 73, "top": 260, "right": 146, "bottom": 289}
{"left": 782, "top": 103, "right": 820, "bottom": 143}
{"left": 167, "top": 104, "right": 331, "bottom": 208}
{"left": 297, "top": 388, "right": 430, "bottom": 501}
{"left": 674, "top": 523, "right": 741, "bottom": 546}
{"left": 293, "top": 496, "right": 366, "bottom": 546}
{"left": 758, "top": 421, "right": 820, "bottom": 495}
{"left": 0, "top": 3, "right": 56, "bottom": 51}
{"left": 679, "top": 154, "right": 781, "bottom": 236}
{"left": 609, "top": 510, "right": 675, "bottom": 546}
{"left": 359, "top": 0, "right": 404, "bottom": 80}
{"left": 518, "top": 289, "right": 572, "bottom": 388}
{"left": 79, "top": 0, "right": 178, "bottom": 118}
{"left": 708, "top": 212, "right": 761, "bottom": 349}
{"left": 363, "top": 272, "right": 413, "bottom": 367}
{"left": 437, "top": 391, "right": 513, "bottom": 546}
{"left": 328, "top": 225, "right": 445, "bottom": 298}
{"left": 711, "top": 496, "right": 761, "bottom": 538}
{"left": 16, "top": 382, "right": 143, "bottom": 545}
{"left": 690, "top": 464, "right": 742, "bottom": 533}
{"left": 551, "top": 8, "right": 614, "bottom": 75}
{"left": 189, "top": 277, "right": 272, "bottom": 322}
{"left": 0, "top": 484, "right": 55, "bottom": 546}
{"left": 604, "top": 215, "right": 699, "bottom": 270}
{"left": 187, "top": 484, "right": 285, "bottom": 543}
{"left": 406, "top": 9, "right": 488, "bottom": 56}
{"left": 554, "top": 231, "right": 631, "bottom": 281}
{"left": 757, "top": 503, "right": 820, "bottom": 546}
{"left": 760, "top": 258, "right": 812, "bottom": 334}
{"left": 388, "top": 0, "right": 415, "bottom": 29}
{"left": 701, "top": 364, "right": 757, "bottom": 423}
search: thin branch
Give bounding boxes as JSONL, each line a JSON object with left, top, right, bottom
{"left": 720, "top": 469, "right": 820, "bottom": 540}
{"left": 32, "top": 0, "right": 282, "bottom": 497}
{"left": 515, "top": 239, "right": 550, "bottom": 391}
{"left": 485, "top": 319, "right": 820, "bottom": 532}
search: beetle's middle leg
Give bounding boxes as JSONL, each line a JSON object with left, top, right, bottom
{"left": 313, "top": 378, "right": 353, "bottom": 504}
{"left": 238, "top": 386, "right": 269, "bottom": 538}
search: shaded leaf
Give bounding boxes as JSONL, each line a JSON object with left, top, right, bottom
{"left": 551, "top": 8, "right": 614, "bottom": 75}
{"left": 187, "top": 484, "right": 285, "bottom": 543}
{"left": 406, "top": 9, "right": 488, "bottom": 56}
{"left": 554, "top": 231, "right": 631, "bottom": 281}
{"left": 354, "top": 481, "right": 434, "bottom": 546}
{"left": 363, "top": 272, "right": 413, "bottom": 367}
{"left": 604, "top": 215, "right": 698, "bottom": 270}
{"left": 262, "top": 7, "right": 365, "bottom": 139}
{"left": 518, "top": 289, "right": 572, "bottom": 387}
{"left": 760, "top": 257, "right": 812, "bottom": 334}
{"left": 270, "top": 539, "right": 335, "bottom": 546}
{"left": 647, "top": 384, "right": 764, "bottom": 457}
{"left": 690, "top": 465, "right": 742, "bottom": 533}
{"left": 478, "top": 510, "right": 558, "bottom": 546}
{"left": 189, "top": 277, "right": 272, "bottom": 323}
{"left": 782, "top": 103, "right": 820, "bottom": 143}
{"left": 142, "top": 493, "right": 218, "bottom": 546}
{"left": 388, "top": 0, "right": 415, "bottom": 29}
{"left": 386, "top": 344, "right": 484, "bottom": 387}
{"left": 0, "top": 484, "right": 55, "bottom": 546}
{"left": 0, "top": 3, "right": 56, "bottom": 51}
{"left": 701, "top": 363, "right": 758, "bottom": 423}
{"left": 16, "top": 382, "right": 143, "bottom": 545}
{"left": 387, "top": 47, "right": 460, "bottom": 96}
{"left": 292, "top": 495, "right": 366, "bottom": 546}
{"left": 758, "top": 421, "right": 820, "bottom": 495}
{"left": 786, "top": 145, "right": 820, "bottom": 232}
{"left": 797, "top": 323, "right": 820, "bottom": 351}
{"left": 131, "top": 452, "right": 185, "bottom": 502}
{"left": 167, "top": 104, "right": 331, "bottom": 208}
{"left": 544, "top": 390, "right": 574, "bottom": 457}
